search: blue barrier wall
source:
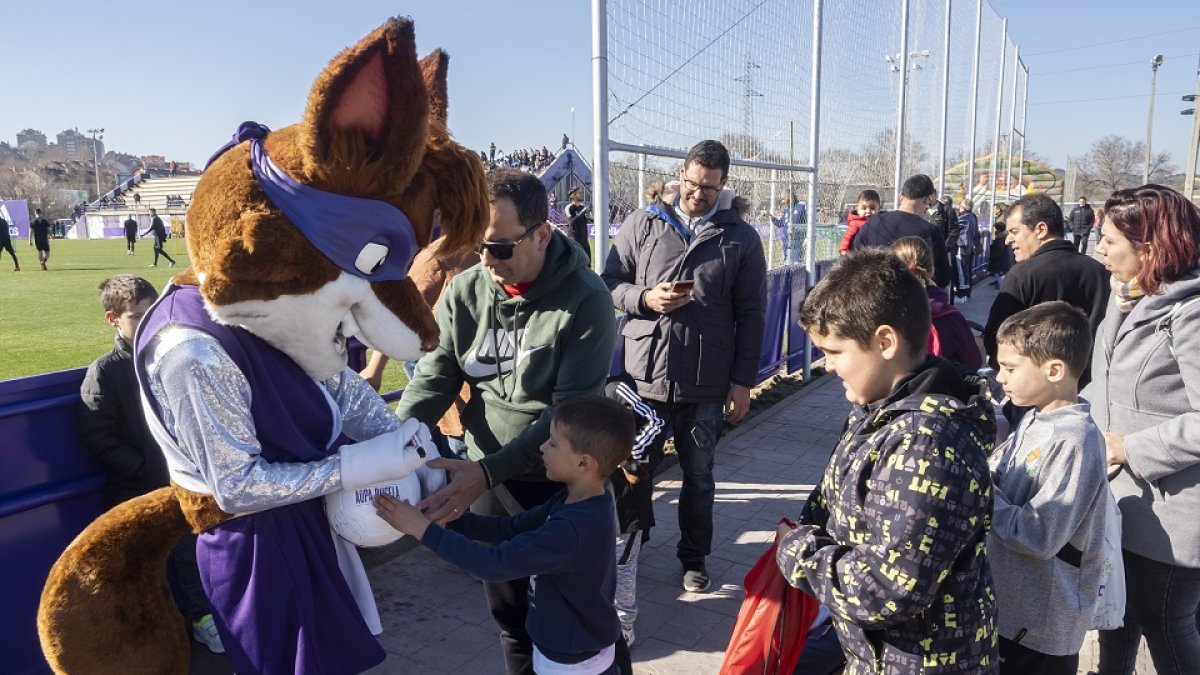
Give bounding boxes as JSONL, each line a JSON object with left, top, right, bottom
{"left": 0, "top": 263, "right": 828, "bottom": 673}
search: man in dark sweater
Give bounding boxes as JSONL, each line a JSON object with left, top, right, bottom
{"left": 29, "top": 208, "right": 52, "bottom": 270}
{"left": 983, "top": 193, "right": 1109, "bottom": 384}
{"left": 140, "top": 208, "right": 176, "bottom": 268}
{"left": 1068, "top": 196, "right": 1095, "bottom": 254}
{"left": 851, "top": 174, "right": 952, "bottom": 288}
{"left": 123, "top": 214, "right": 138, "bottom": 255}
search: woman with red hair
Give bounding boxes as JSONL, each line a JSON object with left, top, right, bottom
{"left": 1085, "top": 184, "right": 1200, "bottom": 675}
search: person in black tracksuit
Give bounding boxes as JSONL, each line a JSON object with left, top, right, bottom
{"left": 124, "top": 215, "right": 138, "bottom": 255}
{"left": 1067, "top": 197, "right": 1095, "bottom": 255}
{"left": 141, "top": 208, "right": 176, "bottom": 268}
{"left": 565, "top": 187, "right": 591, "bottom": 263}
{"left": 29, "top": 208, "right": 51, "bottom": 270}
{"left": 0, "top": 216, "right": 19, "bottom": 271}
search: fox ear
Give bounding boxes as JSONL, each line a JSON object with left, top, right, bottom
{"left": 420, "top": 49, "right": 450, "bottom": 123}
{"left": 301, "top": 17, "right": 429, "bottom": 183}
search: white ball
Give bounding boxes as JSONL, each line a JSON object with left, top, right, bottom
{"left": 325, "top": 474, "right": 422, "bottom": 548}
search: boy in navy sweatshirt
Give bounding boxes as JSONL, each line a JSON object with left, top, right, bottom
{"left": 990, "top": 302, "right": 1111, "bottom": 673}
{"left": 375, "top": 395, "right": 631, "bottom": 674}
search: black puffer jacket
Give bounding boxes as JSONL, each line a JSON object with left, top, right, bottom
{"left": 1068, "top": 203, "right": 1095, "bottom": 235}
{"left": 78, "top": 334, "right": 169, "bottom": 504}
{"left": 602, "top": 190, "right": 767, "bottom": 403}
{"left": 778, "top": 358, "right": 999, "bottom": 674}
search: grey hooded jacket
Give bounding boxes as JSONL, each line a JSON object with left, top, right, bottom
{"left": 1082, "top": 266, "right": 1200, "bottom": 568}
{"left": 602, "top": 190, "right": 766, "bottom": 403}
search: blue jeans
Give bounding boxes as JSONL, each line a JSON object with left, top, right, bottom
{"left": 648, "top": 400, "right": 723, "bottom": 568}
{"left": 1097, "top": 549, "right": 1200, "bottom": 675}
{"left": 793, "top": 617, "right": 845, "bottom": 675}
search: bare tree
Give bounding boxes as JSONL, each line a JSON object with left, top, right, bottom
{"left": 1080, "top": 135, "right": 1176, "bottom": 195}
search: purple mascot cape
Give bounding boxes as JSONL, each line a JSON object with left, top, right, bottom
{"left": 136, "top": 284, "right": 386, "bottom": 674}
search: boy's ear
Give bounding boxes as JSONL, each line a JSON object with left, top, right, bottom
{"left": 876, "top": 325, "right": 902, "bottom": 360}
{"left": 1044, "top": 359, "right": 1067, "bottom": 383}
{"left": 104, "top": 310, "right": 119, "bottom": 328}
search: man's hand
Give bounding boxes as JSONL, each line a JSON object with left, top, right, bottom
{"left": 725, "top": 384, "right": 751, "bottom": 424}
{"left": 373, "top": 493, "right": 431, "bottom": 539}
{"left": 416, "top": 458, "right": 488, "bottom": 525}
{"left": 643, "top": 282, "right": 692, "bottom": 314}
{"left": 1104, "top": 432, "right": 1127, "bottom": 466}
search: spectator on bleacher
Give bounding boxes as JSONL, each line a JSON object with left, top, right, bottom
{"left": 124, "top": 215, "right": 138, "bottom": 256}
{"left": 1086, "top": 184, "right": 1200, "bottom": 675}
{"left": 851, "top": 175, "right": 952, "bottom": 289}
{"left": 981, "top": 193, "right": 1109, "bottom": 383}
{"left": 78, "top": 274, "right": 224, "bottom": 655}
{"left": 0, "top": 215, "right": 19, "bottom": 271}
{"left": 489, "top": 142, "right": 496, "bottom": 164}
{"left": 603, "top": 139, "right": 766, "bottom": 594}
{"left": 29, "top": 208, "right": 52, "bottom": 271}
{"left": 565, "top": 187, "right": 591, "bottom": 262}
{"left": 141, "top": 208, "right": 176, "bottom": 268}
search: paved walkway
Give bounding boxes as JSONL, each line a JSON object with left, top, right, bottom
{"left": 192, "top": 267, "right": 1154, "bottom": 674}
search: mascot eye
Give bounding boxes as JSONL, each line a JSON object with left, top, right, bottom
{"left": 354, "top": 242, "right": 390, "bottom": 275}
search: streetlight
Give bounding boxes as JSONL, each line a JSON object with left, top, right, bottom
{"left": 1143, "top": 55, "right": 1163, "bottom": 185}
{"left": 87, "top": 128, "right": 105, "bottom": 200}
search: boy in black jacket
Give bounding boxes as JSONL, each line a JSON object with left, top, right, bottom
{"left": 376, "top": 395, "right": 632, "bottom": 674}
{"left": 776, "top": 250, "right": 999, "bottom": 674}
{"left": 78, "top": 274, "right": 223, "bottom": 654}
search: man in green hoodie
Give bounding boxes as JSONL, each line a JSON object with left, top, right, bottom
{"left": 395, "top": 169, "right": 617, "bottom": 675}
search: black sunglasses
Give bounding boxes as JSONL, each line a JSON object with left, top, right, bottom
{"left": 477, "top": 224, "right": 542, "bottom": 260}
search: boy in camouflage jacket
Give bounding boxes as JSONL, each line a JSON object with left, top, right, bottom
{"left": 777, "top": 250, "right": 999, "bottom": 674}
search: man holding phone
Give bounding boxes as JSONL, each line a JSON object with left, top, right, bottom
{"left": 603, "top": 139, "right": 767, "bottom": 593}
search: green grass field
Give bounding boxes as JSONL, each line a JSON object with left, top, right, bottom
{"left": 0, "top": 238, "right": 408, "bottom": 395}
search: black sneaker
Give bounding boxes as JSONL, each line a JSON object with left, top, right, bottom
{"left": 682, "top": 567, "right": 711, "bottom": 593}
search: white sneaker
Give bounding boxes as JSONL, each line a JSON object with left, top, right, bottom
{"left": 192, "top": 614, "right": 225, "bottom": 654}
{"left": 148, "top": 264, "right": 157, "bottom": 268}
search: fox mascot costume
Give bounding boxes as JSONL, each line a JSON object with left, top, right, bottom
{"left": 37, "top": 17, "right": 488, "bottom": 674}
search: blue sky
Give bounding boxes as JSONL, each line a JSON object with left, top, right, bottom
{"left": 2, "top": 0, "right": 1197, "bottom": 174}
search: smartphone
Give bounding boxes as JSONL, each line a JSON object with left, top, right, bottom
{"left": 669, "top": 280, "right": 695, "bottom": 293}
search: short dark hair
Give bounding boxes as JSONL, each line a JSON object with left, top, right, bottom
{"left": 1009, "top": 193, "right": 1065, "bottom": 238}
{"left": 996, "top": 301, "right": 1092, "bottom": 379}
{"left": 857, "top": 189, "right": 881, "bottom": 204}
{"left": 98, "top": 274, "right": 158, "bottom": 315}
{"left": 684, "top": 140, "right": 731, "bottom": 179}
{"left": 488, "top": 169, "right": 548, "bottom": 231}
{"left": 900, "top": 174, "right": 936, "bottom": 200}
{"left": 800, "top": 249, "right": 930, "bottom": 359}
{"left": 553, "top": 396, "right": 635, "bottom": 475}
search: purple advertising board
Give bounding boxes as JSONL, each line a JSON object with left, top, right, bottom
{"left": 0, "top": 200, "right": 31, "bottom": 238}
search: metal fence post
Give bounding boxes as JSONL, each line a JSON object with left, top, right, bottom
{"left": 989, "top": 19, "right": 1007, "bottom": 212}
{"left": 1006, "top": 45, "right": 1019, "bottom": 202}
{"left": 938, "top": 0, "right": 951, "bottom": 197}
{"left": 804, "top": 0, "right": 824, "bottom": 381}
{"left": 893, "top": 0, "right": 911, "bottom": 207}
{"left": 966, "top": 0, "right": 982, "bottom": 200}
{"left": 637, "top": 153, "right": 646, "bottom": 208}
{"left": 591, "top": 0, "right": 610, "bottom": 274}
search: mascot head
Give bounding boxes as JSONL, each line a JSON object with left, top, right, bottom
{"left": 179, "top": 17, "right": 488, "bottom": 380}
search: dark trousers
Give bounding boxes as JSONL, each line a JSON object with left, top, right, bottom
{"left": 473, "top": 478, "right": 564, "bottom": 675}
{"left": 1, "top": 241, "right": 17, "bottom": 266}
{"left": 956, "top": 245, "right": 974, "bottom": 296}
{"left": 153, "top": 240, "right": 175, "bottom": 266}
{"left": 998, "top": 637, "right": 1077, "bottom": 675}
{"left": 1097, "top": 549, "right": 1200, "bottom": 675}
{"left": 167, "top": 531, "right": 211, "bottom": 623}
{"left": 793, "top": 618, "right": 846, "bottom": 675}
{"left": 1075, "top": 230, "right": 1091, "bottom": 254}
{"left": 645, "top": 400, "right": 723, "bottom": 568}
{"left": 126, "top": 234, "right": 136, "bottom": 252}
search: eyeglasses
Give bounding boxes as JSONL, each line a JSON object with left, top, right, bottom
{"left": 681, "top": 177, "right": 723, "bottom": 197}
{"left": 477, "top": 224, "right": 541, "bottom": 260}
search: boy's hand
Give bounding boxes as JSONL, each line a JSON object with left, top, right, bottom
{"left": 1103, "top": 432, "right": 1127, "bottom": 466}
{"left": 373, "top": 493, "right": 431, "bottom": 540}
{"left": 776, "top": 521, "right": 794, "bottom": 541}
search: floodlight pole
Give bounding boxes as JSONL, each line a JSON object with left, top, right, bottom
{"left": 591, "top": 0, "right": 610, "bottom": 274}
{"left": 938, "top": 0, "right": 951, "bottom": 197}
{"left": 1144, "top": 54, "right": 1164, "bottom": 185}
{"left": 87, "top": 128, "right": 105, "bottom": 200}
{"left": 892, "top": 0, "right": 911, "bottom": 207}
